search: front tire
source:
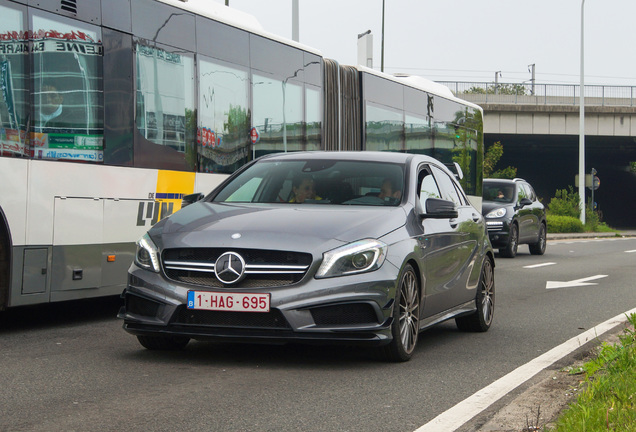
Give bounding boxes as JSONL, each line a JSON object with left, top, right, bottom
{"left": 380, "top": 264, "right": 420, "bottom": 362}
{"left": 137, "top": 334, "right": 190, "bottom": 350}
{"left": 456, "top": 257, "right": 495, "bottom": 332}
{"left": 529, "top": 223, "right": 547, "bottom": 255}
{"left": 500, "top": 223, "right": 518, "bottom": 258}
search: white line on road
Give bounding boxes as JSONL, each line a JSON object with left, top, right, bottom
{"left": 523, "top": 262, "right": 556, "bottom": 269}
{"left": 626, "top": 250, "right": 636, "bottom": 253}
{"left": 414, "top": 307, "right": 636, "bottom": 432}
{"left": 546, "top": 274, "right": 608, "bottom": 290}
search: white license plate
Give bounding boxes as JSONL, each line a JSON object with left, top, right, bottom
{"left": 187, "top": 291, "right": 270, "bottom": 312}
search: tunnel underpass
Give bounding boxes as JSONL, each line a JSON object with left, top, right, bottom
{"left": 486, "top": 134, "right": 636, "bottom": 229}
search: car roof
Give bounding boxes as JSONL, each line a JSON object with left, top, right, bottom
{"left": 256, "top": 151, "right": 441, "bottom": 165}
{"left": 484, "top": 178, "right": 528, "bottom": 185}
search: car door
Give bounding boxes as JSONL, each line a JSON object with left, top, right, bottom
{"left": 517, "top": 182, "right": 539, "bottom": 241}
{"left": 419, "top": 164, "right": 479, "bottom": 317}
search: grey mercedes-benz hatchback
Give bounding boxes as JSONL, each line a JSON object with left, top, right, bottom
{"left": 119, "top": 152, "right": 495, "bottom": 361}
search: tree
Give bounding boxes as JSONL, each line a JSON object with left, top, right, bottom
{"left": 465, "top": 84, "right": 528, "bottom": 96}
{"left": 483, "top": 141, "right": 517, "bottom": 179}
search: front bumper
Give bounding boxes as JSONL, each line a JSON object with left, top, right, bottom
{"left": 486, "top": 219, "right": 511, "bottom": 248}
{"left": 119, "top": 263, "right": 399, "bottom": 347}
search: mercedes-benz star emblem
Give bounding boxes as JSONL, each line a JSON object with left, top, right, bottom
{"left": 215, "top": 252, "right": 246, "bottom": 284}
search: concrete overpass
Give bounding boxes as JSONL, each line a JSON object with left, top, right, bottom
{"left": 440, "top": 82, "right": 636, "bottom": 228}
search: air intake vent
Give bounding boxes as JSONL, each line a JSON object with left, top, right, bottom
{"left": 60, "top": 0, "right": 77, "bottom": 14}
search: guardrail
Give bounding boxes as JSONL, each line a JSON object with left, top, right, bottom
{"left": 437, "top": 81, "right": 636, "bottom": 107}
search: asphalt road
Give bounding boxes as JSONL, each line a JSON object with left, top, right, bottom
{"left": 1, "top": 237, "right": 635, "bottom": 432}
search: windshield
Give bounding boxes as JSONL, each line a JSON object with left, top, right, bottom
{"left": 483, "top": 183, "right": 516, "bottom": 204}
{"left": 213, "top": 159, "right": 405, "bottom": 206}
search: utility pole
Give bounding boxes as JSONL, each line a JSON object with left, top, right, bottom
{"left": 381, "top": 0, "right": 385, "bottom": 72}
{"left": 528, "top": 63, "right": 535, "bottom": 95}
{"left": 494, "top": 71, "right": 502, "bottom": 94}
{"left": 292, "top": 0, "right": 299, "bottom": 42}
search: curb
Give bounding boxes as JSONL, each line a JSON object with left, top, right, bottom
{"left": 547, "top": 231, "right": 636, "bottom": 241}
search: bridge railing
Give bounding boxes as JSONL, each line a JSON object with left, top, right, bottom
{"left": 437, "top": 81, "right": 636, "bottom": 107}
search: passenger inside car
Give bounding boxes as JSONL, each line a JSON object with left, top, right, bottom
{"left": 290, "top": 174, "right": 321, "bottom": 203}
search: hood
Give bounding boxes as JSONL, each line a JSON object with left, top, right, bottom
{"left": 149, "top": 202, "right": 406, "bottom": 253}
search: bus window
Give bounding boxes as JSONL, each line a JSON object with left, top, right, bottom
{"left": 252, "top": 73, "right": 304, "bottom": 158}
{"left": 198, "top": 57, "right": 250, "bottom": 174}
{"left": 405, "top": 112, "right": 433, "bottom": 155}
{"left": 31, "top": 13, "right": 104, "bottom": 163}
{"left": 365, "top": 102, "right": 404, "bottom": 152}
{"left": 134, "top": 41, "right": 196, "bottom": 171}
{"left": 306, "top": 85, "right": 321, "bottom": 151}
{"left": 0, "top": 4, "right": 29, "bottom": 158}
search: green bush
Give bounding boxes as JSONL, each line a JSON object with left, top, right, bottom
{"left": 547, "top": 214, "right": 584, "bottom": 233}
{"left": 547, "top": 186, "right": 580, "bottom": 218}
{"left": 585, "top": 204, "right": 600, "bottom": 231}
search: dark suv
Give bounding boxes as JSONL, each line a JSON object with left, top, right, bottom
{"left": 482, "top": 178, "right": 547, "bottom": 258}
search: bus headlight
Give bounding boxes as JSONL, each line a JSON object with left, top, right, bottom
{"left": 135, "top": 233, "right": 160, "bottom": 272}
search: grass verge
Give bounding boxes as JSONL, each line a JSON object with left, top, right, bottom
{"left": 549, "top": 314, "right": 636, "bottom": 431}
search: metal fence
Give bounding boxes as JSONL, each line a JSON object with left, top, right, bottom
{"left": 437, "top": 81, "right": 636, "bottom": 107}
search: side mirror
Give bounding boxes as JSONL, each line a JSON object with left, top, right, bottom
{"left": 181, "top": 192, "right": 204, "bottom": 208}
{"left": 518, "top": 198, "right": 533, "bottom": 208}
{"left": 422, "top": 198, "right": 459, "bottom": 219}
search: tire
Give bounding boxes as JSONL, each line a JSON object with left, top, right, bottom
{"left": 137, "top": 334, "right": 190, "bottom": 350}
{"left": 529, "top": 223, "right": 547, "bottom": 255}
{"left": 380, "top": 264, "right": 420, "bottom": 362}
{"left": 456, "top": 257, "right": 495, "bottom": 332}
{"left": 500, "top": 223, "right": 518, "bottom": 258}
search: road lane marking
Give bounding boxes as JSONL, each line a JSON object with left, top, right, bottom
{"left": 523, "top": 262, "right": 556, "bottom": 269}
{"left": 415, "top": 307, "right": 636, "bottom": 432}
{"left": 626, "top": 250, "right": 636, "bottom": 253}
{"left": 546, "top": 274, "right": 608, "bottom": 290}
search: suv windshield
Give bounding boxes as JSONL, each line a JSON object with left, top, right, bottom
{"left": 483, "top": 182, "right": 516, "bottom": 204}
{"left": 213, "top": 159, "right": 405, "bottom": 206}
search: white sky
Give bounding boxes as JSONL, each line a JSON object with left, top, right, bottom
{"left": 213, "top": 0, "right": 636, "bottom": 87}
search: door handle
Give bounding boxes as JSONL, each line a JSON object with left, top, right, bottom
{"left": 449, "top": 218, "right": 458, "bottom": 228}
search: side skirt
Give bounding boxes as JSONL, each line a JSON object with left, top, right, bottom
{"left": 418, "top": 300, "right": 476, "bottom": 331}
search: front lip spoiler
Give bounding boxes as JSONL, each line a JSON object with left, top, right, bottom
{"left": 122, "top": 322, "right": 392, "bottom": 347}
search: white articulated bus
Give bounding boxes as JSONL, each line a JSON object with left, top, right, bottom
{"left": 0, "top": 0, "right": 483, "bottom": 310}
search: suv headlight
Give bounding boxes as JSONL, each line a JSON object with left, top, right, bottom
{"left": 316, "top": 239, "right": 387, "bottom": 279}
{"left": 486, "top": 207, "right": 507, "bottom": 218}
{"left": 135, "top": 233, "right": 160, "bottom": 272}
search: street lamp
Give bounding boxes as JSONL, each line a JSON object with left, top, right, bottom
{"left": 578, "top": 0, "right": 586, "bottom": 224}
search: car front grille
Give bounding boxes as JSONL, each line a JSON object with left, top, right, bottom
{"left": 162, "top": 248, "right": 312, "bottom": 288}
{"left": 172, "top": 306, "right": 291, "bottom": 329}
{"left": 486, "top": 221, "right": 504, "bottom": 232}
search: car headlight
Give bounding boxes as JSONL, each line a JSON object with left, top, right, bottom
{"left": 135, "top": 233, "right": 160, "bottom": 272}
{"left": 486, "top": 207, "right": 507, "bottom": 218}
{"left": 316, "top": 239, "right": 387, "bottom": 279}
